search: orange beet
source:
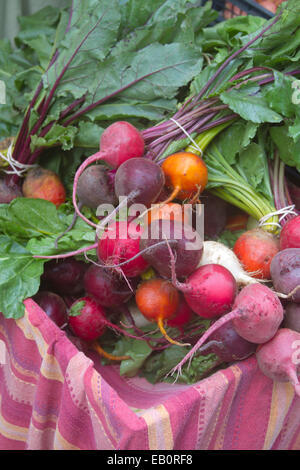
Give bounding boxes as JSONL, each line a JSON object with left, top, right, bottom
{"left": 135, "top": 278, "right": 188, "bottom": 346}
{"left": 144, "top": 202, "right": 188, "bottom": 226}
{"left": 161, "top": 152, "right": 208, "bottom": 202}
{"left": 23, "top": 166, "right": 66, "bottom": 207}
{"left": 233, "top": 228, "right": 279, "bottom": 280}
{"left": 136, "top": 278, "right": 179, "bottom": 322}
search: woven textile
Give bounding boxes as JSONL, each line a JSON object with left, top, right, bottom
{"left": 0, "top": 299, "right": 299, "bottom": 450}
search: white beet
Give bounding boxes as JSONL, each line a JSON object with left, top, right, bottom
{"left": 198, "top": 241, "right": 258, "bottom": 286}
{"left": 127, "top": 300, "right": 152, "bottom": 328}
{"left": 256, "top": 328, "right": 300, "bottom": 397}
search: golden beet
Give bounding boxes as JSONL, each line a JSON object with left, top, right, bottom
{"left": 23, "top": 166, "right": 66, "bottom": 208}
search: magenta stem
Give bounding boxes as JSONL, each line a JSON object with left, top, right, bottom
{"left": 195, "top": 12, "right": 282, "bottom": 100}
{"left": 33, "top": 242, "right": 98, "bottom": 260}
{"left": 171, "top": 309, "right": 239, "bottom": 375}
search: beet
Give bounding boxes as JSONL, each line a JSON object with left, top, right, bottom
{"left": 76, "top": 164, "right": 117, "bottom": 208}
{"left": 114, "top": 158, "right": 165, "bottom": 207}
{"left": 201, "top": 191, "right": 228, "bottom": 240}
{"left": 33, "top": 291, "right": 68, "bottom": 327}
{"left": 283, "top": 302, "right": 300, "bottom": 333}
{"left": 0, "top": 178, "right": 22, "bottom": 203}
{"left": 42, "top": 258, "right": 87, "bottom": 295}
{"left": 207, "top": 320, "right": 257, "bottom": 362}
{"left": 270, "top": 248, "right": 300, "bottom": 303}
{"left": 97, "top": 221, "right": 149, "bottom": 278}
{"left": 83, "top": 264, "right": 134, "bottom": 307}
{"left": 139, "top": 219, "right": 203, "bottom": 279}
{"left": 68, "top": 296, "right": 106, "bottom": 342}
{"left": 22, "top": 166, "right": 66, "bottom": 207}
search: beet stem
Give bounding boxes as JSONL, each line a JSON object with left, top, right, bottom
{"left": 33, "top": 242, "right": 98, "bottom": 259}
{"left": 54, "top": 202, "right": 83, "bottom": 249}
{"left": 157, "top": 317, "right": 191, "bottom": 347}
{"left": 170, "top": 309, "right": 240, "bottom": 376}
{"left": 91, "top": 341, "right": 131, "bottom": 361}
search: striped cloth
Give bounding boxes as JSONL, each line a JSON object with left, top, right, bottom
{"left": 0, "top": 299, "right": 299, "bottom": 450}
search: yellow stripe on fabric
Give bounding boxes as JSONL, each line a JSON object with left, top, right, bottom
{"left": 53, "top": 427, "right": 80, "bottom": 450}
{"left": 214, "top": 364, "right": 243, "bottom": 450}
{"left": 40, "top": 351, "right": 64, "bottom": 383}
{"left": 142, "top": 404, "right": 173, "bottom": 450}
{"left": 3, "top": 311, "right": 63, "bottom": 383}
{"left": 155, "top": 405, "right": 174, "bottom": 450}
{"left": 32, "top": 410, "right": 57, "bottom": 425}
{"left": 0, "top": 394, "right": 28, "bottom": 442}
{"left": 141, "top": 409, "right": 158, "bottom": 450}
{"left": 19, "top": 310, "right": 64, "bottom": 383}
{"left": 263, "top": 381, "right": 295, "bottom": 450}
{"left": 15, "top": 311, "right": 35, "bottom": 341}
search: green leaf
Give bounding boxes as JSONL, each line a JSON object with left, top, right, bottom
{"left": 0, "top": 237, "right": 45, "bottom": 318}
{"left": 217, "top": 229, "right": 246, "bottom": 249}
{"left": 213, "top": 120, "right": 259, "bottom": 165}
{"left": 0, "top": 198, "right": 66, "bottom": 241}
{"left": 9, "top": 198, "right": 65, "bottom": 236}
{"left": 238, "top": 142, "right": 267, "bottom": 189}
{"left": 263, "top": 71, "right": 297, "bottom": 118}
{"left": 69, "top": 300, "right": 86, "bottom": 317}
{"left": 30, "top": 124, "right": 78, "bottom": 151}
{"left": 269, "top": 124, "right": 300, "bottom": 172}
{"left": 220, "top": 87, "right": 283, "bottom": 124}
{"left": 74, "top": 121, "right": 104, "bottom": 148}
{"left": 288, "top": 116, "right": 300, "bottom": 142}
{"left": 142, "top": 346, "right": 220, "bottom": 384}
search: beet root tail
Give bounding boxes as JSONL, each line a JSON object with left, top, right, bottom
{"left": 157, "top": 317, "right": 191, "bottom": 347}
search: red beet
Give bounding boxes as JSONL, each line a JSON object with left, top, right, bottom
{"left": 97, "top": 221, "right": 149, "bottom": 278}
{"left": 68, "top": 296, "right": 106, "bottom": 342}
{"left": 167, "top": 294, "right": 194, "bottom": 328}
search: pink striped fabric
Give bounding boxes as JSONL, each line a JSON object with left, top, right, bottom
{"left": 0, "top": 298, "right": 299, "bottom": 450}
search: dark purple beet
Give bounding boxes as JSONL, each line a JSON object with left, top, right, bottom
{"left": 139, "top": 219, "right": 203, "bottom": 279}
{"left": 84, "top": 265, "right": 134, "bottom": 307}
{"left": 270, "top": 249, "right": 300, "bottom": 303}
{"left": 283, "top": 302, "right": 300, "bottom": 333}
{"left": 42, "top": 259, "right": 88, "bottom": 295}
{"left": 114, "top": 158, "right": 165, "bottom": 207}
{"left": 204, "top": 320, "right": 257, "bottom": 362}
{"left": 33, "top": 291, "right": 68, "bottom": 327}
{"left": 201, "top": 191, "right": 228, "bottom": 240}
{"left": 0, "top": 178, "right": 22, "bottom": 203}
{"left": 77, "top": 164, "right": 117, "bottom": 209}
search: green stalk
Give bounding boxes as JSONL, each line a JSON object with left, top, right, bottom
{"left": 186, "top": 133, "right": 279, "bottom": 232}
{"left": 185, "top": 120, "right": 235, "bottom": 155}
